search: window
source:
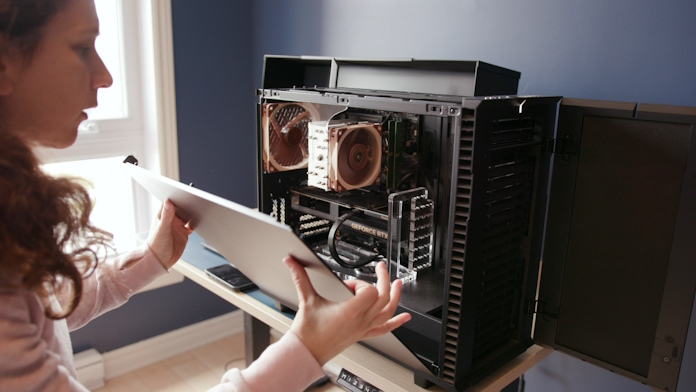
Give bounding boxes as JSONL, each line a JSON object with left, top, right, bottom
{"left": 39, "top": 0, "right": 181, "bottom": 290}
{"left": 83, "top": 0, "right": 127, "bottom": 123}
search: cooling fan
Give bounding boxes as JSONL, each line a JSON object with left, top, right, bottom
{"left": 262, "top": 102, "right": 320, "bottom": 172}
{"left": 328, "top": 122, "right": 382, "bottom": 192}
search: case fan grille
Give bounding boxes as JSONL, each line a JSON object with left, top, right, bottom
{"left": 443, "top": 111, "right": 475, "bottom": 384}
{"left": 445, "top": 111, "right": 537, "bottom": 387}
{"left": 263, "top": 102, "right": 319, "bottom": 172}
{"left": 472, "top": 152, "right": 535, "bottom": 362}
{"left": 329, "top": 123, "right": 382, "bottom": 192}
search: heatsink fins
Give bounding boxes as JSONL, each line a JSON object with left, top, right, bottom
{"left": 308, "top": 121, "right": 382, "bottom": 192}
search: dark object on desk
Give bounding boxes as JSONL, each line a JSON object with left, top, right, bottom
{"left": 337, "top": 368, "right": 382, "bottom": 392}
{"left": 205, "top": 264, "right": 257, "bottom": 292}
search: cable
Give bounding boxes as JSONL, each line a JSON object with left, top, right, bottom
{"left": 328, "top": 210, "right": 380, "bottom": 269}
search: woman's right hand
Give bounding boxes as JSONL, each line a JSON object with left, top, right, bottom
{"left": 284, "top": 257, "right": 411, "bottom": 365}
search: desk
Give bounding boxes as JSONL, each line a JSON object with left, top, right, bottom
{"left": 174, "top": 234, "right": 552, "bottom": 392}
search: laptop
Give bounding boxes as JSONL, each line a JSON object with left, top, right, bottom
{"left": 123, "top": 162, "right": 430, "bottom": 374}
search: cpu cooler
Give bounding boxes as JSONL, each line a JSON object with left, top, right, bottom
{"left": 329, "top": 122, "right": 382, "bottom": 192}
{"left": 308, "top": 121, "right": 382, "bottom": 192}
{"left": 262, "top": 102, "right": 320, "bottom": 172}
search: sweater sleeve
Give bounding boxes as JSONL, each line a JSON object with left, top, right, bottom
{"left": 66, "top": 243, "right": 168, "bottom": 331}
{"left": 209, "top": 331, "right": 326, "bottom": 392}
{"left": 0, "top": 289, "right": 89, "bottom": 392}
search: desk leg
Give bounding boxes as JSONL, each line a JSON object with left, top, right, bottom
{"left": 244, "top": 312, "right": 270, "bottom": 366}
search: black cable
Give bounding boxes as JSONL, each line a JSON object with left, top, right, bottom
{"left": 328, "top": 210, "right": 380, "bottom": 269}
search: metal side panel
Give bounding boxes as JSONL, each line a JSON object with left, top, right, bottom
{"left": 537, "top": 98, "right": 696, "bottom": 392}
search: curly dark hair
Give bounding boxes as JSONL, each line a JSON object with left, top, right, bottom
{"left": 0, "top": 0, "right": 69, "bottom": 61}
{"left": 0, "top": 132, "right": 113, "bottom": 319}
{"left": 0, "top": 0, "right": 113, "bottom": 319}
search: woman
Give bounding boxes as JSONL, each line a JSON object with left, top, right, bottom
{"left": 0, "top": 0, "right": 410, "bottom": 391}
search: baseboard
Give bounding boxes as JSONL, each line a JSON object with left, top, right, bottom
{"left": 102, "top": 310, "right": 244, "bottom": 379}
{"left": 74, "top": 348, "right": 105, "bottom": 390}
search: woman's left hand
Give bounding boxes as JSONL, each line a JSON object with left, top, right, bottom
{"left": 147, "top": 199, "right": 194, "bottom": 269}
{"left": 285, "top": 257, "right": 411, "bottom": 365}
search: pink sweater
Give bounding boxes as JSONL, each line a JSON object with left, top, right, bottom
{"left": 0, "top": 245, "right": 325, "bottom": 392}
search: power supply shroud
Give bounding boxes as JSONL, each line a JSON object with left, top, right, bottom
{"left": 254, "top": 56, "right": 696, "bottom": 392}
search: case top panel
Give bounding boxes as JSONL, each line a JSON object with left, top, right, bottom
{"left": 261, "top": 55, "right": 520, "bottom": 97}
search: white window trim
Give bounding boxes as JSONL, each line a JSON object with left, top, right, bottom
{"left": 137, "top": 0, "right": 184, "bottom": 291}
{"left": 142, "top": 0, "right": 179, "bottom": 181}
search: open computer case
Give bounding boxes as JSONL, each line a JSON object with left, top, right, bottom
{"left": 254, "top": 55, "right": 696, "bottom": 392}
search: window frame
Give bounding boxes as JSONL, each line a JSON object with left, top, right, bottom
{"left": 38, "top": 0, "right": 183, "bottom": 291}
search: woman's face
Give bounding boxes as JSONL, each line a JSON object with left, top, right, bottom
{"left": 0, "top": 0, "right": 113, "bottom": 148}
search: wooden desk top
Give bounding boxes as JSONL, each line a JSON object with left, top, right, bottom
{"left": 175, "top": 235, "right": 552, "bottom": 392}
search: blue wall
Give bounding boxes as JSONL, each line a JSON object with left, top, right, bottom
{"left": 70, "top": 279, "right": 236, "bottom": 353}
{"left": 173, "top": 0, "right": 256, "bottom": 206}
{"left": 251, "top": 0, "right": 696, "bottom": 107}
{"left": 249, "top": 1, "right": 696, "bottom": 391}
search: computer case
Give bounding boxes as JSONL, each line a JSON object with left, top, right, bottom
{"left": 255, "top": 56, "right": 696, "bottom": 392}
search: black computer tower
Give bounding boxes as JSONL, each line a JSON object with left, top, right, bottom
{"left": 255, "top": 56, "right": 696, "bottom": 392}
